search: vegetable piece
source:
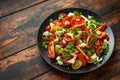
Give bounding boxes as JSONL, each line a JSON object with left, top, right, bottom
{"left": 72, "top": 60, "right": 82, "bottom": 70}
{"left": 48, "top": 41, "right": 55, "bottom": 58}
{"left": 63, "top": 37, "right": 74, "bottom": 42}
{"left": 101, "top": 40, "right": 109, "bottom": 54}
{"left": 74, "top": 11, "right": 82, "bottom": 16}
{"left": 55, "top": 45, "right": 61, "bottom": 52}
{"left": 88, "top": 54, "right": 98, "bottom": 63}
{"left": 70, "top": 16, "right": 85, "bottom": 26}
{"left": 42, "top": 42, "right": 48, "bottom": 49}
{"left": 76, "top": 45, "right": 90, "bottom": 61}
{"left": 45, "top": 25, "right": 51, "bottom": 31}
{"left": 62, "top": 58, "right": 71, "bottom": 66}
{"left": 78, "top": 53, "right": 87, "bottom": 66}
{"left": 73, "top": 23, "right": 92, "bottom": 45}
{"left": 49, "top": 19, "right": 54, "bottom": 23}
{"left": 94, "top": 23, "right": 107, "bottom": 32}
{"left": 66, "top": 42, "right": 75, "bottom": 52}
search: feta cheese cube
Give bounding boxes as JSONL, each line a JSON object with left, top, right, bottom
{"left": 64, "top": 21, "right": 70, "bottom": 26}
{"left": 68, "top": 58, "right": 76, "bottom": 64}
{"left": 43, "top": 31, "right": 50, "bottom": 36}
{"left": 96, "top": 30, "right": 101, "bottom": 35}
{"left": 67, "top": 12, "right": 74, "bottom": 17}
{"left": 79, "top": 43, "right": 87, "bottom": 47}
{"left": 50, "top": 23, "right": 55, "bottom": 27}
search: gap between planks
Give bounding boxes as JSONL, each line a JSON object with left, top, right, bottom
{"left": 0, "top": 0, "right": 49, "bottom": 19}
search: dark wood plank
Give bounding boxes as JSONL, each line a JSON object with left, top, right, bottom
{"left": 0, "top": 0, "right": 48, "bottom": 18}
{"left": 0, "top": 45, "right": 52, "bottom": 80}
{"left": 110, "top": 74, "right": 120, "bottom": 80}
{"left": 0, "top": 0, "right": 120, "bottom": 60}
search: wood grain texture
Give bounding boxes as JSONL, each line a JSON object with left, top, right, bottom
{"left": 110, "top": 74, "right": 120, "bottom": 80}
{"left": 0, "top": 0, "right": 120, "bottom": 59}
{"left": 0, "top": 46, "right": 52, "bottom": 80}
{"left": 0, "top": 0, "right": 48, "bottom": 18}
{"left": 0, "top": 0, "right": 120, "bottom": 80}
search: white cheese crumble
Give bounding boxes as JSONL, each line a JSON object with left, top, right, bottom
{"left": 55, "top": 31, "right": 62, "bottom": 35}
{"left": 62, "top": 39, "right": 66, "bottom": 44}
{"left": 104, "top": 39, "right": 108, "bottom": 43}
{"left": 94, "top": 57, "right": 103, "bottom": 64}
{"left": 56, "top": 56, "right": 63, "bottom": 65}
{"left": 43, "top": 31, "right": 50, "bottom": 36}
{"left": 67, "top": 33, "right": 73, "bottom": 38}
{"left": 54, "top": 38, "right": 59, "bottom": 41}
{"left": 96, "top": 30, "right": 101, "bottom": 35}
{"left": 64, "top": 21, "right": 70, "bottom": 26}
{"left": 67, "top": 58, "right": 76, "bottom": 64}
{"left": 67, "top": 12, "right": 74, "bottom": 17}
{"left": 79, "top": 43, "right": 87, "bottom": 47}
{"left": 50, "top": 22, "right": 55, "bottom": 27}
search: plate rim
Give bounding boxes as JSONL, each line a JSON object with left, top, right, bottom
{"left": 37, "top": 8, "right": 115, "bottom": 74}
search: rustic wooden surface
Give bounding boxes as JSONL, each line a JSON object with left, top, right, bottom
{"left": 0, "top": 0, "right": 120, "bottom": 80}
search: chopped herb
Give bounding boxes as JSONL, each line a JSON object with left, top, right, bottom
{"left": 42, "top": 42, "right": 47, "bottom": 49}
{"left": 58, "top": 15, "right": 63, "bottom": 20}
{"left": 55, "top": 45, "right": 61, "bottom": 52}
{"left": 74, "top": 11, "right": 82, "bottom": 16}
{"left": 102, "top": 41, "right": 109, "bottom": 54}
{"left": 72, "top": 28, "right": 80, "bottom": 36}
{"left": 49, "top": 19, "right": 54, "bottom": 23}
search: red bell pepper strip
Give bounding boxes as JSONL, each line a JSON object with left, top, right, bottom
{"left": 48, "top": 41, "right": 55, "bottom": 59}
{"left": 78, "top": 53, "right": 87, "bottom": 66}
{"left": 70, "top": 16, "right": 85, "bottom": 27}
{"left": 76, "top": 45, "right": 90, "bottom": 61}
{"left": 63, "top": 37, "right": 74, "bottom": 42}
{"left": 73, "top": 23, "right": 92, "bottom": 45}
{"left": 94, "top": 23, "right": 107, "bottom": 32}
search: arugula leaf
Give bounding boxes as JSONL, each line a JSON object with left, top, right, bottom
{"left": 74, "top": 11, "right": 82, "bottom": 16}
{"left": 66, "top": 42, "right": 75, "bottom": 52}
{"left": 102, "top": 41, "right": 109, "bottom": 54}
{"left": 49, "top": 19, "right": 54, "bottom": 23}
{"left": 58, "top": 15, "right": 63, "bottom": 20}
{"left": 71, "top": 28, "right": 80, "bottom": 36}
{"left": 42, "top": 42, "right": 48, "bottom": 49}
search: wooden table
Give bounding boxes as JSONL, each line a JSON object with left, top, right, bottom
{"left": 0, "top": 0, "right": 120, "bottom": 80}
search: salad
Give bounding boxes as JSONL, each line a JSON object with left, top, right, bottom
{"left": 41, "top": 11, "right": 109, "bottom": 70}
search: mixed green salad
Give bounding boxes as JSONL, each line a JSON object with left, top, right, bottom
{"left": 41, "top": 11, "right": 109, "bottom": 70}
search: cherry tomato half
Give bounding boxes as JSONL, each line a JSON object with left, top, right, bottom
{"left": 48, "top": 41, "right": 55, "bottom": 58}
{"left": 72, "top": 60, "right": 82, "bottom": 70}
{"left": 45, "top": 25, "right": 51, "bottom": 31}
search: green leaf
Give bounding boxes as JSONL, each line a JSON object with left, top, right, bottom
{"left": 74, "top": 11, "right": 82, "bottom": 16}
{"left": 71, "top": 28, "right": 80, "bottom": 36}
{"left": 102, "top": 41, "right": 109, "bottom": 54}
{"left": 42, "top": 42, "right": 47, "bottom": 49}
{"left": 58, "top": 15, "right": 63, "bottom": 20}
{"left": 49, "top": 19, "right": 54, "bottom": 23}
{"left": 55, "top": 45, "right": 61, "bottom": 52}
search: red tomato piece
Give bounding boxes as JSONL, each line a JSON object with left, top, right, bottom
{"left": 63, "top": 37, "right": 74, "bottom": 42}
{"left": 76, "top": 45, "right": 90, "bottom": 61}
{"left": 70, "top": 16, "right": 85, "bottom": 27}
{"left": 95, "top": 23, "right": 107, "bottom": 32}
{"left": 62, "top": 58, "right": 71, "bottom": 66}
{"left": 102, "top": 34, "right": 109, "bottom": 40}
{"left": 78, "top": 53, "right": 87, "bottom": 66}
{"left": 45, "top": 25, "right": 51, "bottom": 31}
{"left": 48, "top": 41, "right": 55, "bottom": 59}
